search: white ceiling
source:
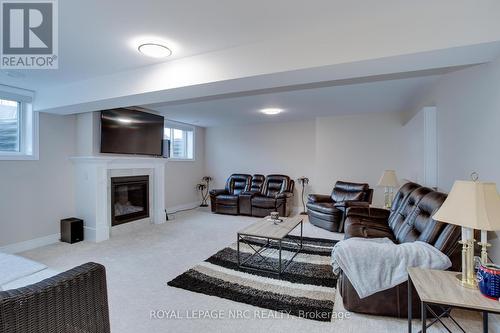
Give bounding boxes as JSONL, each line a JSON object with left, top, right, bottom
{"left": 145, "top": 74, "right": 441, "bottom": 127}
{"left": 2, "top": 0, "right": 500, "bottom": 92}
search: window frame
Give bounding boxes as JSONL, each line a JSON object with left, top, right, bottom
{"left": 164, "top": 121, "right": 195, "bottom": 162}
{"left": 0, "top": 100, "right": 39, "bottom": 161}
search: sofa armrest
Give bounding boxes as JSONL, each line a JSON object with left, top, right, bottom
{"left": 209, "top": 189, "right": 228, "bottom": 196}
{"left": 334, "top": 200, "right": 370, "bottom": 209}
{"left": 0, "top": 262, "right": 110, "bottom": 333}
{"left": 307, "top": 194, "right": 333, "bottom": 203}
{"left": 276, "top": 192, "right": 293, "bottom": 199}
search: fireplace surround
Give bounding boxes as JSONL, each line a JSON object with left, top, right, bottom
{"left": 71, "top": 156, "right": 167, "bottom": 242}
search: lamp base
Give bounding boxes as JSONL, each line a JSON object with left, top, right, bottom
{"left": 299, "top": 211, "right": 308, "bottom": 215}
{"left": 200, "top": 204, "right": 209, "bottom": 207}
{"left": 455, "top": 274, "right": 478, "bottom": 289}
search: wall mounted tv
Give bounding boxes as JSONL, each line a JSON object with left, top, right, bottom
{"left": 100, "top": 108, "right": 164, "bottom": 156}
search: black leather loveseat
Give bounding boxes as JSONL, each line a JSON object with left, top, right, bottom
{"left": 338, "top": 182, "right": 461, "bottom": 318}
{"left": 210, "top": 174, "right": 294, "bottom": 217}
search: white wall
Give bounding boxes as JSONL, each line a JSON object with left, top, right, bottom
{"left": 205, "top": 112, "right": 417, "bottom": 208}
{"left": 205, "top": 120, "right": 315, "bottom": 208}
{"left": 165, "top": 127, "right": 206, "bottom": 209}
{"left": 0, "top": 113, "right": 76, "bottom": 247}
{"left": 315, "top": 113, "right": 415, "bottom": 207}
{"left": 0, "top": 111, "right": 204, "bottom": 249}
{"left": 428, "top": 57, "right": 500, "bottom": 262}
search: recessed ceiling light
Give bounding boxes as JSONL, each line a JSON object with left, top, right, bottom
{"left": 260, "top": 108, "right": 283, "bottom": 115}
{"left": 138, "top": 43, "right": 172, "bottom": 58}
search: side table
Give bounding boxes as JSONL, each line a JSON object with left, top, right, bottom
{"left": 408, "top": 267, "right": 500, "bottom": 333}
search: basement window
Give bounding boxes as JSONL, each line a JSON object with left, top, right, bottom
{"left": 0, "top": 97, "right": 38, "bottom": 160}
{"left": 164, "top": 121, "right": 194, "bottom": 160}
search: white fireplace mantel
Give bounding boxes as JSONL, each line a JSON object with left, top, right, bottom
{"left": 71, "top": 155, "right": 167, "bottom": 242}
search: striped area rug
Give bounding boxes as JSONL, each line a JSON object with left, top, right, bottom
{"left": 167, "top": 235, "right": 338, "bottom": 321}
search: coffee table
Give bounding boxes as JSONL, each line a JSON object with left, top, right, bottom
{"left": 237, "top": 215, "right": 303, "bottom": 277}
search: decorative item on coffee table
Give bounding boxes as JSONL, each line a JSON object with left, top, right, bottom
{"left": 197, "top": 176, "right": 212, "bottom": 207}
{"left": 297, "top": 176, "right": 309, "bottom": 215}
{"left": 269, "top": 211, "right": 282, "bottom": 224}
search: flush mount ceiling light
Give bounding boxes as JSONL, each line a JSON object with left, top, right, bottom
{"left": 260, "top": 108, "right": 284, "bottom": 115}
{"left": 138, "top": 43, "right": 172, "bottom": 58}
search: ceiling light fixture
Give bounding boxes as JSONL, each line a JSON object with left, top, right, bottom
{"left": 260, "top": 108, "right": 284, "bottom": 115}
{"left": 138, "top": 43, "right": 172, "bottom": 58}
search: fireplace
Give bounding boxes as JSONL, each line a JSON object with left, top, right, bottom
{"left": 111, "top": 175, "right": 149, "bottom": 226}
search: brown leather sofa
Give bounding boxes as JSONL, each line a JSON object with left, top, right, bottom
{"left": 338, "top": 182, "right": 461, "bottom": 318}
{"left": 307, "top": 181, "right": 373, "bottom": 232}
{"left": 209, "top": 174, "right": 251, "bottom": 215}
{"left": 210, "top": 174, "right": 294, "bottom": 217}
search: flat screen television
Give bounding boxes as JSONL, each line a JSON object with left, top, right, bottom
{"left": 100, "top": 108, "right": 164, "bottom": 156}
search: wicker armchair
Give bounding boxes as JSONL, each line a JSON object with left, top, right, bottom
{"left": 0, "top": 262, "right": 110, "bottom": 333}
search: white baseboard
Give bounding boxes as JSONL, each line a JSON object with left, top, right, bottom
{"left": 0, "top": 233, "right": 60, "bottom": 254}
{"left": 166, "top": 201, "right": 201, "bottom": 214}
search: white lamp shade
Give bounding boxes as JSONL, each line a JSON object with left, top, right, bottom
{"left": 377, "top": 170, "right": 399, "bottom": 188}
{"left": 433, "top": 180, "right": 500, "bottom": 231}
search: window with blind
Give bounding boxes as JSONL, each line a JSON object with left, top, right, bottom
{"left": 0, "top": 87, "right": 38, "bottom": 160}
{"left": 164, "top": 122, "right": 194, "bottom": 160}
{"left": 0, "top": 99, "right": 20, "bottom": 152}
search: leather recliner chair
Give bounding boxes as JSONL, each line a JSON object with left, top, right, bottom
{"left": 209, "top": 174, "right": 251, "bottom": 215}
{"left": 339, "top": 182, "right": 461, "bottom": 318}
{"left": 251, "top": 175, "right": 294, "bottom": 217}
{"left": 307, "top": 181, "right": 373, "bottom": 232}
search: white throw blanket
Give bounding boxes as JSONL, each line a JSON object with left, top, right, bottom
{"left": 332, "top": 238, "right": 451, "bottom": 299}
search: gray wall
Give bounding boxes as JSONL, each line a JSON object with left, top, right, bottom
{"left": 205, "top": 112, "right": 419, "bottom": 208}
{"left": 0, "top": 113, "right": 76, "bottom": 247}
{"left": 430, "top": 58, "right": 500, "bottom": 262}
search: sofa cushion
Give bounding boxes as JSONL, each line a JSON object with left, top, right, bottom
{"left": 224, "top": 174, "right": 251, "bottom": 195}
{"left": 261, "top": 175, "right": 290, "bottom": 197}
{"left": 344, "top": 223, "right": 396, "bottom": 241}
{"left": 0, "top": 252, "right": 47, "bottom": 287}
{"left": 251, "top": 196, "right": 277, "bottom": 208}
{"left": 388, "top": 187, "right": 433, "bottom": 235}
{"left": 396, "top": 191, "right": 448, "bottom": 245}
{"left": 250, "top": 174, "right": 265, "bottom": 192}
{"left": 215, "top": 194, "right": 239, "bottom": 206}
{"left": 331, "top": 181, "right": 369, "bottom": 202}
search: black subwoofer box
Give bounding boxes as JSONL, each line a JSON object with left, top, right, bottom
{"left": 60, "top": 218, "right": 84, "bottom": 244}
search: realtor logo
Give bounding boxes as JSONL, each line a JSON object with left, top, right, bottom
{"left": 1, "top": 0, "right": 58, "bottom": 69}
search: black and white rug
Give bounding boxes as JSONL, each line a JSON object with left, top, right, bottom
{"left": 167, "top": 235, "right": 337, "bottom": 322}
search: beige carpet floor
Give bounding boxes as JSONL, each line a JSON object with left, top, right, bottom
{"left": 21, "top": 209, "right": 496, "bottom": 333}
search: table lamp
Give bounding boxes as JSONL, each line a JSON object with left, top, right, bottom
{"left": 377, "top": 170, "right": 399, "bottom": 209}
{"left": 433, "top": 176, "right": 500, "bottom": 289}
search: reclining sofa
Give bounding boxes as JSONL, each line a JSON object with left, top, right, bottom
{"left": 338, "top": 182, "right": 461, "bottom": 318}
{"left": 210, "top": 173, "right": 294, "bottom": 217}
